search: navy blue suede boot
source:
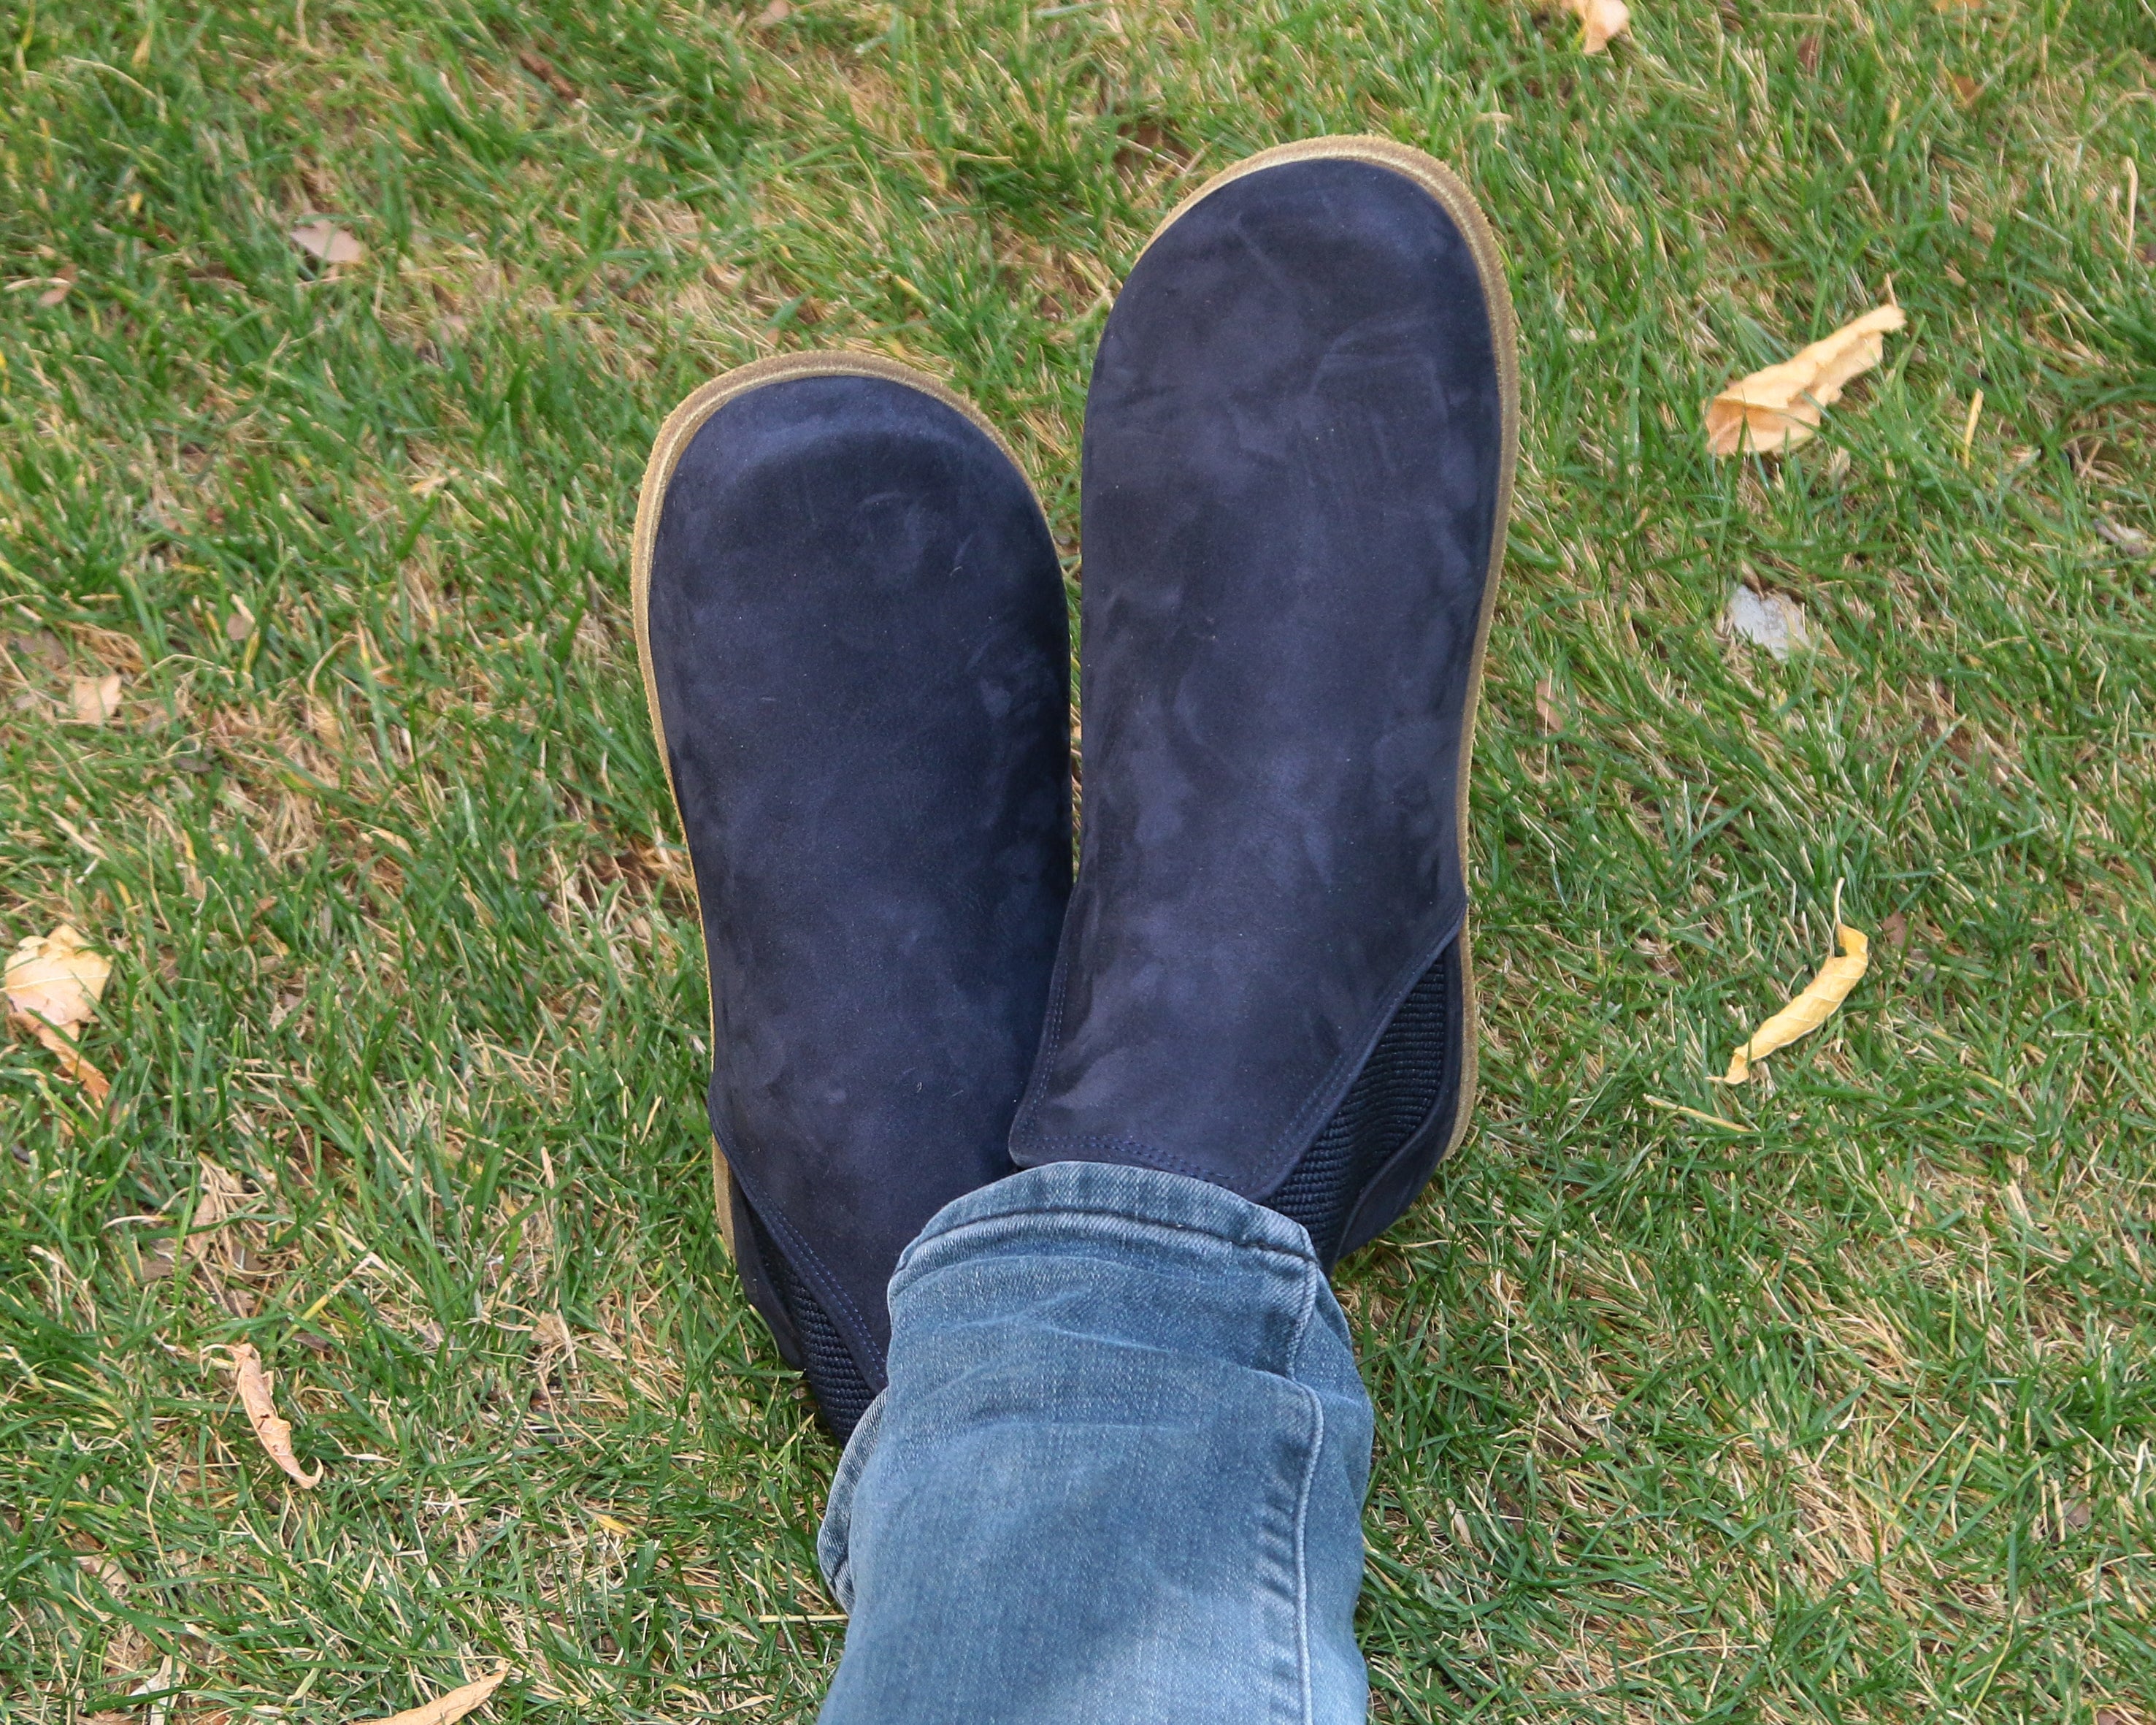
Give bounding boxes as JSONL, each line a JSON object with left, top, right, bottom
{"left": 633, "top": 354, "right": 1072, "bottom": 1437}
{"left": 1010, "top": 137, "right": 1517, "bottom": 1269}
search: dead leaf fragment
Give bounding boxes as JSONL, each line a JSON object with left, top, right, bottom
{"left": 6, "top": 925, "right": 112, "bottom": 1030}
{"left": 1534, "top": 676, "right": 1561, "bottom": 735}
{"left": 361, "top": 1669, "right": 509, "bottom": 1725}
{"left": 533, "top": 1310, "right": 577, "bottom": 1355}
{"left": 71, "top": 673, "right": 122, "bottom": 724}
{"left": 224, "top": 1343, "right": 322, "bottom": 1488}
{"left": 2095, "top": 518, "right": 2150, "bottom": 556}
{"left": 225, "top": 602, "right": 256, "bottom": 642}
{"left": 1706, "top": 305, "right": 1906, "bottom": 457}
{"left": 38, "top": 263, "right": 76, "bottom": 307}
{"left": 132, "top": 1656, "right": 179, "bottom": 1725}
{"left": 1720, "top": 924, "right": 1868, "bottom": 1083}
{"left": 1563, "top": 0, "right": 1630, "bottom": 52}
{"left": 1722, "top": 584, "right": 1811, "bottom": 660}
{"left": 290, "top": 220, "right": 364, "bottom": 267}
{"left": 516, "top": 50, "right": 580, "bottom": 101}
{"left": 5, "top": 924, "right": 112, "bottom": 1104}
{"left": 756, "top": 0, "right": 792, "bottom": 21}
{"left": 172, "top": 1157, "right": 262, "bottom": 1308}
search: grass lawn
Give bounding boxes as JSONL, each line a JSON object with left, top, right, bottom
{"left": 4, "top": 0, "right": 2155, "bottom": 1718}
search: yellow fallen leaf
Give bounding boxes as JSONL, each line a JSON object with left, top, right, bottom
{"left": 1721, "top": 924, "right": 1869, "bottom": 1083}
{"left": 5, "top": 924, "right": 110, "bottom": 1032}
{"left": 5, "top": 924, "right": 112, "bottom": 1104}
{"left": 1564, "top": 0, "right": 1630, "bottom": 51}
{"left": 1705, "top": 305, "right": 1906, "bottom": 458}
{"left": 291, "top": 220, "right": 365, "bottom": 267}
{"left": 70, "top": 673, "right": 122, "bottom": 724}
{"left": 225, "top": 1343, "right": 323, "bottom": 1488}
{"left": 361, "top": 1669, "right": 509, "bottom": 1725}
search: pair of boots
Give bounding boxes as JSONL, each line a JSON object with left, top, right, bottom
{"left": 632, "top": 137, "right": 1516, "bottom": 1439}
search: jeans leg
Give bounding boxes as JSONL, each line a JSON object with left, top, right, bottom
{"left": 815, "top": 1161, "right": 1373, "bottom": 1725}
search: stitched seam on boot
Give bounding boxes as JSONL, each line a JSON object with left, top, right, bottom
{"left": 1013, "top": 1131, "right": 1221, "bottom": 1182}
{"left": 1010, "top": 937, "right": 1075, "bottom": 1147}
{"left": 1252, "top": 905, "right": 1467, "bottom": 1194}
{"left": 1270, "top": 944, "right": 1451, "bottom": 1261}
{"left": 737, "top": 1178, "right": 887, "bottom": 1391}
{"left": 1017, "top": 893, "right": 1465, "bottom": 1198}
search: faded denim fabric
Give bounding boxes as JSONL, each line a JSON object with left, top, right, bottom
{"left": 816, "top": 1161, "right": 1373, "bottom": 1725}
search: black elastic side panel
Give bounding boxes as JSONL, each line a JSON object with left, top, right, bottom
{"left": 1270, "top": 949, "right": 1451, "bottom": 1266}
{"left": 729, "top": 1171, "right": 802, "bottom": 1369}
{"left": 743, "top": 1205, "right": 878, "bottom": 1440}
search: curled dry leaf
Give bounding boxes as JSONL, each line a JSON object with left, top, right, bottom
{"left": 70, "top": 673, "right": 123, "bottom": 724}
{"left": 290, "top": 220, "right": 365, "bottom": 267}
{"left": 1564, "top": 0, "right": 1630, "bottom": 51}
{"left": 5, "top": 924, "right": 112, "bottom": 1104}
{"left": 1720, "top": 924, "right": 1868, "bottom": 1083}
{"left": 1706, "top": 305, "right": 1906, "bottom": 458}
{"left": 38, "top": 263, "right": 77, "bottom": 307}
{"left": 225, "top": 1342, "right": 323, "bottom": 1488}
{"left": 361, "top": 1669, "right": 509, "bottom": 1725}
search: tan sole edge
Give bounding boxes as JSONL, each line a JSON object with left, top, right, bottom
{"left": 629, "top": 351, "right": 1046, "bottom": 1266}
{"left": 711, "top": 1136, "right": 735, "bottom": 1260}
{"left": 1138, "top": 135, "right": 1520, "bottom": 1177}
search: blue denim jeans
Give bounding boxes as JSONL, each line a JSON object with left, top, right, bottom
{"left": 815, "top": 1161, "right": 1374, "bottom": 1724}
